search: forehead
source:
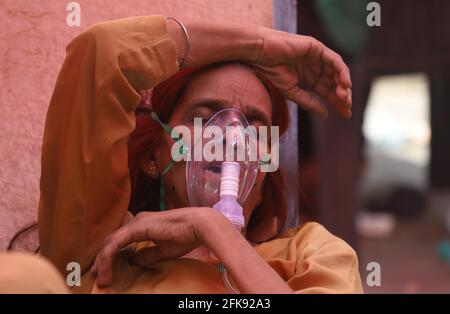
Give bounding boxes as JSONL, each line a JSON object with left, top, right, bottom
{"left": 180, "top": 65, "right": 272, "bottom": 115}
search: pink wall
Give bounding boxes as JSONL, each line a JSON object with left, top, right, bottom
{"left": 0, "top": 0, "right": 273, "bottom": 249}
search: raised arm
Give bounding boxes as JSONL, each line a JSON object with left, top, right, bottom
{"left": 39, "top": 16, "right": 179, "bottom": 275}
{"left": 39, "top": 15, "right": 352, "bottom": 279}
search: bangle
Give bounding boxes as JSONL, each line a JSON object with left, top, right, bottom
{"left": 166, "top": 17, "right": 190, "bottom": 68}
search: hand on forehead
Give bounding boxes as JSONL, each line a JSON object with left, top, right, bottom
{"left": 170, "top": 64, "right": 273, "bottom": 127}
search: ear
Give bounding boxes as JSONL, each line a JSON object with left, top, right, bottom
{"left": 140, "top": 153, "right": 159, "bottom": 179}
{"left": 140, "top": 155, "right": 150, "bottom": 173}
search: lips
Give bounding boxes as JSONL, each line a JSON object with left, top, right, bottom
{"left": 205, "top": 162, "right": 222, "bottom": 174}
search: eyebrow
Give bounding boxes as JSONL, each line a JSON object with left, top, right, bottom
{"left": 243, "top": 105, "right": 272, "bottom": 127}
{"left": 186, "top": 98, "right": 271, "bottom": 126}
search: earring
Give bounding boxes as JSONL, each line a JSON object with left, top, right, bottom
{"left": 146, "top": 161, "right": 159, "bottom": 179}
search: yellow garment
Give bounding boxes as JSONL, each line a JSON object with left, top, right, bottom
{"left": 90, "top": 222, "right": 363, "bottom": 294}
{"left": 38, "top": 15, "right": 178, "bottom": 278}
{"left": 0, "top": 253, "right": 69, "bottom": 294}
{"left": 38, "top": 15, "right": 363, "bottom": 294}
{"left": 0, "top": 222, "right": 362, "bottom": 294}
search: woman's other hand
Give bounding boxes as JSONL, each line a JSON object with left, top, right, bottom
{"left": 90, "top": 207, "right": 222, "bottom": 287}
{"left": 167, "top": 19, "right": 352, "bottom": 119}
{"left": 252, "top": 31, "right": 352, "bottom": 119}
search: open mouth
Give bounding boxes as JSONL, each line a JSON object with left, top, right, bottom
{"left": 205, "top": 162, "right": 222, "bottom": 174}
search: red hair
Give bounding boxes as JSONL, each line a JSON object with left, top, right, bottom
{"left": 128, "top": 62, "right": 291, "bottom": 242}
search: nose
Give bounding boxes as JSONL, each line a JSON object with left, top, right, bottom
{"left": 223, "top": 123, "right": 249, "bottom": 162}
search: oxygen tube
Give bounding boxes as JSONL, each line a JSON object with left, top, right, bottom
{"left": 212, "top": 161, "right": 243, "bottom": 294}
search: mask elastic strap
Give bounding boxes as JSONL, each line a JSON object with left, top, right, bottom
{"left": 259, "top": 159, "right": 271, "bottom": 167}
{"left": 150, "top": 111, "right": 189, "bottom": 211}
{"left": 150, "top": 111, "right": 189, "bottom": 157}
{"left": 151, "top": 112, "right": 174, "bottom": 135}
{"left": 159, "top": 160, "right": 174, "bottom": 211}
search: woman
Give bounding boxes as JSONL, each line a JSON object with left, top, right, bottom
{"left": 34, "top": 15, "right": 361, "bottom": 294}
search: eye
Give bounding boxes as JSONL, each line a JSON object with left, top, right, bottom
{"left": 188, "top": 108, "right": 215, "bottom": 124}
{"left": 190, "top": 116, "right": 210, "bottom": 124}
{"left": 248, "top": 118, "right": 265, "bottom": 129}
{"left": 250, "top": 120, "right": 262, "bottom": 128}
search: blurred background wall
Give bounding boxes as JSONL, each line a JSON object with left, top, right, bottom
{"left": 298, "top": 0, "right": 450, "bottom": 293}
{"left": 0, "top": 0, "right": 273, "bottom": 250}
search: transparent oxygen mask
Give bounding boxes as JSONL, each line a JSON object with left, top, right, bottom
{"left": 185, "top": 108, "right": 259, "bottom": 208}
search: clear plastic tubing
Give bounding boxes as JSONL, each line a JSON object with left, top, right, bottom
{"left": 212, "top": 161, "right": 243, "bottom": 294}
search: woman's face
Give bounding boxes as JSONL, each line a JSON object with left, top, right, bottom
{"left": 151, "top": 64, "right": 273, "bottom": 225}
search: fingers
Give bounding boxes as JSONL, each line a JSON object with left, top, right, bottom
{"left": 313, "top": 82, "right": 352, "bottom": 119}
{"left": 322, "top": 48, "right": 352, "bottom": 90}
{"left": 94, "top": 224, "right": 147, "bottom": 287}
{"left": 129, "top": 246, "right": 166, "bottom": 267}
{"left": 320, "top": 63, "right": 350, "bottom": 107}
{"left": 332, "top": 54, "right": 352, "bottom": 89}
{"left": 309, "top": 38, "right": 351, "bottom": 89}
{"left": 301, "top": 42, "right": 352, "bottom": 117}
{"left": 285, "top": 86, "right": 328, "bottom": 118}
{"left": 336, "top": 105, "right": 352, "bottom": 119}
{"left": 336, "top": 84, "right": 352, "bottom": 107}
{"left": 90, "top": 209, "right": 203, "bottom": 288}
